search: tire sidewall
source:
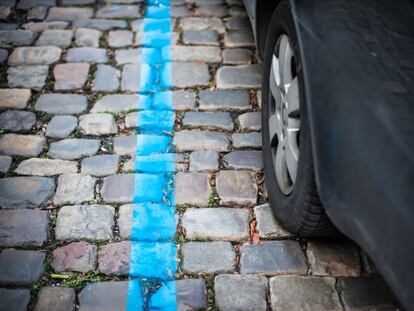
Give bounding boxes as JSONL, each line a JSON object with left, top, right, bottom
{"left": 262, "top": 1, "right": 314, "bottom": 232}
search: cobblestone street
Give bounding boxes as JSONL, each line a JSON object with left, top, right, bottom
{"left": 0, "top": 0, "right": 401, "bottom": 310}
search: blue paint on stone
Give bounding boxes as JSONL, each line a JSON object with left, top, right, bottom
{"left": 134, "top": 153, "right": 175, "bottom": 173}
{"left": 130, "top": 203, "right": 175, "bottom": 241}
{"left": 126, "top": 280, "right": 144, "bottom": 310}
{"left": 136, "top": 110, "right": 174, "bottom": 133}
{"left": 135, "top": 134, "right": 172, "bottom": 156}
{"left": 148, "top": 282, "right": 176, "bottom": 311}
{"left": 132, "top": 174, "right": 167, "bottom": 203}
{"left": 129, "top": 242, "right": 176, "bottom": 280}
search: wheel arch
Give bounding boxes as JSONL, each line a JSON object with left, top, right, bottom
{"left": 255, "top": 0, "right": 282, "bottom": 56}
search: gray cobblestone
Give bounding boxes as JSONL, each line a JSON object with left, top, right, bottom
{"left": 238, "top": 111, "right": 261, "bottom": 131}
{"left": 108, "top": 30, "right": 133, "bottom": 48}
{"left": 54, "top": 173, "right": 96, "bottom": 205}
{"left": 174, "top": 130, "right": 229, "bottom": 152}
{"left": 223, "top": 150, "right": 263, "bottom": 171}
{"left": 175, "top": 172, "right": 211, "bottom": 206}
{"left": 35, "top": 287, "right": 76, "bottom": 311}
{"left": 8, "top": 46, "right": 61, "bottom": 66}
{"left": 172, "top": 90, "right": 196, "bottom": 111}
{"left": 36, "top": 93, "right": 87, "bottom": 114}
{"left": 171, "top": 46, "right": 221, "bottom": 63}
{"left": 47, "top": 7, "right": 93, "bottom": 21}
{"left": 270, "top": 276, "right": 342, "bottom": 311}
{"left": 216, "top": 64, "right": 262, "bottom": 89}
{"left": 254, "top": 203, "right": 291, "bottom": 238}
{"left": 223, "top": 48, "right": 252, "bottom": 65}
{"left": 101, "top": 174, "right": 134, "bottom": 203}
{"left": 79, "top": 113, "right": 118, "bottom": 135}
{"left": 183, "top": 112, "right": 234, "bottom": 131}
{"left": 7, "top": 65, "right": 49, "bottom": 90}
{"left": 15, "top": 158, "right": 77, "bottom": 176}
{"left": 73, "top": 19, "right": 128, "bottom": 31}
{"left": 182, "top": 208, "right": 250, "bottom": 241}
{"left": 46, "top": 115, "right": 78, "bottom": 138}
{"left": 0, "top": 134, "right": 45, "bottom": 156}
{"left": 78, "top": 281, "right": 129, "bottom": 311}
{"left": 115, "top": 48, "right": 141, "bottom": 64}
{"left": 240, "top": 241, "right": 308, "bottom": 275}
{"left": 0, "top": 49, "right": 7, "bottom": 62}
{"left": 96, "top": 5, "right": 140, "bottom": 18}
{"left": 56, "top": 204, "right": 114, "bottom": 240}
{"left": 91, "top": 94, "right": 139, "bottom": 113}
{"left": 172, "top": 62, "right": 210, "bottom": 88}
{"left": 195, "top": 4, "right": 228, "bottom": 17}
{"left": 48, "top": 138, "right": 100, "bottom": 160}
{"left": 216, "top": 170, "right": 257, "bottom": 206}
{"left": 81, "top": 155, "right": 119, "bottom": 176}
{"left": 27, "top": 6, "right": 48, "bottom": 20}
{"left": 226, "top": 16, "right": 250, "bottom": 31}
{"left": 66, "top": 47, "right": 107, "bottom": 63}
{"left": 199, "top": 90, "right": 251, "bottom": 111}
{"left": 232, "top": 132, "right": 262, "bottom": 148}
{"left": 98, "top": 241, "right": 130, "bottom": 276}
{"left": 0, "top": 209, "right": 48, "bottom": 247}
{"left": 18, "top": 0, "right": 54, "bottom": 9}
{"left": 182, "top": 30, "right": 219, "bottom": 46}
{"left": 177, "top": 279, "right": 208, "bottom": 310}
{"left": 215, "top": 274, "right": 268, "bottom": 311}
{"left": 92, "top": 65, "right": 120, "bottom": 91}
{"left": 0, "top": 249, "right": 45, "bottom": 285}
{"left": 75, "top": 28, "right": 102, "bottom": 48}
{"left": 113, "top": 135, "right": 136, "bottom": 156}
{"left": 0, "top": 110, "right": 36, "bottom": 132}
{"left": 0, "top": 30, "right": 35, "bottom": 48}
{"left": 22, "top": 21, "right": 68, "bottom": 32}
{"left": 183, "top": 241, "right": 236, "bottom": 274}
{"left": 35, "top": 29, "right": 73, "bottom": 47}
{"left": 224, "top": 31, "right": 255, "bottom": 48}
{"left": 0, "top": 155, "right": 11, "bottom": 173}
{"left": 0, "top": 176, "right": 55, "bottom": 209}
{"left": 190, "top": 150, "right": 219, "bottom": 172}
{"left": 0, "top": 289, "right": 31, "bottom": 311}
{"left": 180, "top": 17, "right": 225, "bottom": 34}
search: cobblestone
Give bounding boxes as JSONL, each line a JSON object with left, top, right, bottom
{"left": 171, "top": 45, "right": 221, "bottom": 63}
{"left": 183, "top": 111, "right": 234, "bottom": 131}
{"left": 216, "top": 170, "right": 257, "bottom": 206}
{"left": 78, "top": 281, "right": 130, "bottom": 311}
{"left": 98, "top": 241, "right": 130, "bottom": 275}
{"left": 27, "top": 6, "right": 48, "bottom": 20}
{"left": 270, "top": 276, "right": 342, "bottom": 311}
{"left": 0, "top": 176, "right": 55, "bottom": 209}
{"left": 52, "top": 241, "right": 97, "bottom": 273}
{"left": 176, "top": 279, "right": 208, "bottom": 310}
{"left": 0, "top": 30, "right": 35, "bottom": 48}
{"left": 224, "top": 31, "right": 255, "bottom": 48}
{"left": 223, "top": 48, "right": 252, "bottom": 65}
{"left": 199, "top": 90, "right": 251, "bottom": 111}
{"left": 307, "top": 240, "right": 361, "bottom": 277}
{"left": 72, "top": 19, "right": 128, "bottom": 31}
{"left": 48, "top": 138, "right": 100, "bottom": 160}
{"left": 182, "top": 208, "right": 250, "bottom": 241}
{"left": 182, "top": 30, "right": 219, "bottom": 46}
{"left": 97, "top": 5, "right": 140, "bottom": 18}
{"left": 35, "top": 29, "right": 73, "bottom": 47}
{"left": 108, "top": 30, "right": 133, "bottom": 48}
{"left": 22, "top": 21, "right": 68, "bottom": 32}
{"left": 223, "top": 150, "right": 263, "bottom": 171}
{"left": 238, "top": 111, "right": 261, "bottom": 131}
{"left": 91, "top": 94, "right": 139, "bottom": 113}
{"left": 35, "top": 287, "right": 76, "bottom": 311}
{"left": 183, "top": 241, "right": 236, "bottom": 274}
{"left": 7, "top": 65, "right": 49, "bottom": 90}
{"left": 254, "top": 203, "right": 291, "bottom": 238}
{"left": 92, "top": 64, "right": 120, "bottom": 91}
{"left": 75, "top": 28, "right": 102, "bottom": 47}
{"left": 0, "top": 88, "right": 31, "bottom": 109}
{"left": 175, "top": 172, "right": 211, "bottom": 206}
{"left": 15, "top": 158, "right": 77, "bottom": 176}
{"left": 232, "top": 132, "right": 262, "bottom": 148}
{"left": 0, "top": 110, "right": 36, "bottom": 132}
{"left": 0, "top": 155, "right": 11, "bottom": 173}
{"left": 35, "top": 93, "right": 87, "bottom": 114}
{"left": 0, "top": 134, "right": 45, "bottom": 156}
{"left": 216, "top": 64, "right": 262, "bottom": 89}
{"left": 240, "top": 241, "right": 308, "bottom": 275}
{"left": 56, "top": 204, "right": 114, "bottom": 240}
{"left": 172, "top": 62, "right": 210, "bottom": 88}
{"left": 47, "top": 7, "right": 93, "bottom": 21}
{"left": 226, "top": 16, "right": 250, "bottom": 31}
{"left": 54, "top": 173, "right": 96, "bottom": 205}
{"left": 46, "top": 115, "right": 78, "bottom": 138}
{"left": 174, "top": 130, "right": 229, "bottom": 152}
{"left": 0, "top": 249, "right": 45, "bottom": 285}
{"left": 54, "top": 63, "right": 90, "bottom": 90}
{"left": 0, "top": 209, "right": 48, "bottom": 247}
{"left": 79, "top": 113, "right": 118, "bottom": 135}
{"left": 215, "top": 274, "right": 268, "bottom": 311}
{"left": 66, "top": 47, "right": 108, "bottom": 63}
{"left": 0, "top": 289, "right": 31, "bottom": 311}
{"left": 101, "top": 174, "right": 134, "bottom": 203}
{"left": 8, "top": 46, "right": 62, "bottom": 66}
{"left": 180, "top": 17, "right": 225, "bottom": 34}
{"left": 81, "top": 154, "right": 119, "bottom": 176}
{"left": 189, "top": 150, "right": 219, "bottom": 172}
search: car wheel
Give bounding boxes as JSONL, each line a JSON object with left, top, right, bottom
{"left": 262, "top": 1, "right": 335, "bottom": 237}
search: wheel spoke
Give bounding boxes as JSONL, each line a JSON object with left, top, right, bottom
{"left": 278, "top": 35, "right": 293, "bottom": 92}
{"left": 268, "top": 112, "right": 282, "bottom": 145}
{"left": 285, "top": 135, "right": 298, "bottom": 182}
{"left": 286, "top": 76, "right": 299, "bottom": 117}
{"left": 270, "top": 55, "right": 282, "bottom": 109}
{"left": 274, "top": 139, "right": 290, "bottom": 191}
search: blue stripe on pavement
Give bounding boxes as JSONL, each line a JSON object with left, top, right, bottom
{"left": 126, "top": 0, "right": 176, "bottom": 310}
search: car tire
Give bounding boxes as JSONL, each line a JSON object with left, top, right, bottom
{"left": 262, "top": 1, "right": 335, "bottom": 237}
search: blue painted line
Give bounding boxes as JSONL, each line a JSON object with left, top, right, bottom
{"left": 127, "top": 1, "right": 176, "bottom": 310}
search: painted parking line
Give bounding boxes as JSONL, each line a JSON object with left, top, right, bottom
{"left": 127, "top": 0, "right": 176, "bottom": 309}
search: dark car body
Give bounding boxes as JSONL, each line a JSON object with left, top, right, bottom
{"left": 243, "top": 0, "right": 414, "bottom": 308}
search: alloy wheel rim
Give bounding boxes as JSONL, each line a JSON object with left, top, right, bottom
{"left": 268, "top": 34, "right": 300, "bottom": 195}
